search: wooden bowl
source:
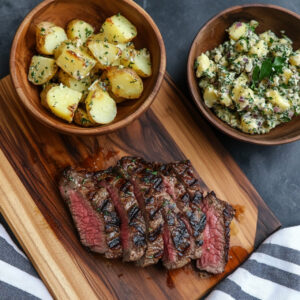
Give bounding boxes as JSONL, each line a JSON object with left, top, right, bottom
{"left": 187, "top": 4, "right": 300, "bottom": 145}
{"left": 10, "top": 0, "right": 166, "bottom": 135}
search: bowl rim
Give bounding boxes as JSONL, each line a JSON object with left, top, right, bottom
{"left": 10, "top": 0, "right": 166, "bottom": 135}
{"left": 187, "top": 4, "right": 300, "bottom": 145}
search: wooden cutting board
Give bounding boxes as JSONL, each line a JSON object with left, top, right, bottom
{"left": 0, "top": 74, "right": 280, "bottom": 300}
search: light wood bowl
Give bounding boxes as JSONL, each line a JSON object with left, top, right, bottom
{"left": 10, "top": 0, "right": 166, "bottom": 135}
{"left": 187, "top": 4, "right": 300, "bottom": 145}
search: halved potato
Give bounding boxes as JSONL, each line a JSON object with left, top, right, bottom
{"left": 66, "top": 19, "right": 94, "bottom": 43}
{"left": 87, "top": 40, "right": 121, "bottom": 68}
{"left": 99, "top": 14, "right": 137, "bottom": 44}
{"left": 40, "top": 83, "right": 58, "bottom": 108}
{"left": 56, "top": 43, "right": 96, "bottom": 80}
{"left": 36, "top": 22, "right": 67, "bottom": 55}
{"left": 106, "top": 67, "right": 143, "bottom": 99}
{"left": 28, "top": 56, "right": 58, "bottom": 85}
{"left": 73, "top": 107, "right": 95, "bottom": 127}
{"left": 58, "top": 69, "right": 91, "bottom": 101}
{"left": 46, "top": 84, "right": 82, "bottom": 122}
{"left": 85, "top": 86, "right": 117, "bottom": 124}
{"left": 121, "top": 48, "right": 152, "bottom": 77}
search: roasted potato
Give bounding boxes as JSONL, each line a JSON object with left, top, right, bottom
{"left": 66, "top": 19, "right": 94, "bottom": 43}
{"left": 73, "top": 107, "right": 94, "bottom": 127}
{"left": 36, "top": 22, "right": 67, "bottom": 55}
{"left": 106, "top": 67, "right": 143, "bottom": 99}
{"left": 121, "top": 48, "right": 152, "bottom": 77}
{"left": 99, "top": 14, "right": 137, "bottom": 44}
{"left": 45, "top": 84, "right": 82, "bottom": 122}
{"left": 116, "top": 41, "right": 135, "bottom": 51}
{"left": 87, "top": 40, "right": 121, "bottom": 69}
{"left": 85, "top": 85, "right": 117, "bottom": 124}
{"left": 40, "top": 83, "right": 58, "bottom": 109}
{"left": 58, "top": 69, "right": 91, "bottom": 101}
{"left": 56, "top": 43, "right": 96, "bottom": 80}
{"left": 28, "top": 56, "right": 58, "bottom": 85}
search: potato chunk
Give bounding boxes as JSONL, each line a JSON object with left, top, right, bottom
{"left": 203, "top": 86, "right": 219, "bottom": 108}
{"left": 249, "top": 40, "right": 268, "bottom": 57}
{"left": 46, "top": 84, "right": 82, "bottom": 122}
{"left": 106, "top": 67, "right": 143, "bottom": 99}
{"left": 36, "top": 22, "right": 67, "bottom": 55}
{"left": 289, "top": 50, "right": 300, "bottom": 66}
{"left": 58, "top": 69, "right": 91, "bottom": 101}
{"left": 74, "top": 107, "right": 94, "bottom": 127}
{"left": 85, "top": 86, "right": 117, "bottom": 124}
{"left": 122, "top": 48, "right": 152, "bottom": 77}
{"left": 40, "top": 83, "right": 58, "bottom": 109}
{"left": 66, "top": 19, "right": 94, "bottom": 43}
{"left": 195, "top": 53, "right": 210, "bottom": 78}
{"left": 87, "top": 40, "right": 121, "bottom": 68}
{"left": 56, "top": 44, "right": 96, "bottom": 80}
{"left": 266, "top": 89, "right": 290, "bottom": 111}
{"left": 28, "top": 56, "right": 58, "bottom": 85}
{"left": 228, "top": 22, "right": 247, "bottom": 41}
{"left": 100, "top": 14, "right": 137, "bottom": 44}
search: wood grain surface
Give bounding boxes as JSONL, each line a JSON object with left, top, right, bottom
{"left": 187, "top": 4, "right": 300, "bottom": 145}
{"left": 0, "top": 74, "right": 280, "bottom": 299}
{"left": 10, "top": 0, "right": 166, "bottom": 135}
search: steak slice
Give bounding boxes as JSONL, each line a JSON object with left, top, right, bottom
{"left": 95, "top": 169, "right": 147, "bottom": 262}
{"left": 167, "top": 161, "right": 207, "bottom": 258}
{"left": 196, "top": 192, "right": 235, "bottom": 274}
{"left": 59, "top": 168, "right": 122, "bottom": 258}
{"left": 117, "top": 157, "right": 192, "bottom": 269}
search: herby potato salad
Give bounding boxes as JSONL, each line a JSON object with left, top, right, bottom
{"left": 195, "top": 20, "right": 300, "bottom": 134}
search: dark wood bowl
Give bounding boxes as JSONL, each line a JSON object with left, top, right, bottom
{"left": 187, "top": 4, "right": 300, "bottom": 145}
{"left": 10, "top": 0, "right": 166, "bottom": 135}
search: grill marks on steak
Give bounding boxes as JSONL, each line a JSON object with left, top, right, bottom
{"left": 116, "top": 157, "right": 165, "bottom": 267}
{"left": 59, "top": 168, "right": 122, "bottom": 258}
{"left": 95, "top": 170, "right": 146, "bottom": 262}
{"left": 118, "top": 157, "right": 192, "bottom": 269}
{"left": 166, "top": 161, "right": 207, "bottom": 259}
{"left": 59, "top": 157, "right": 234, "bottom": 274}
{"left": 196, "top": 192, "right": 235, "bottom": 274}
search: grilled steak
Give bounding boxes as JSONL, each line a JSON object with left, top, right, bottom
{"left": 95, "top": 169, "right": 147, "bottom": 262}
{"left": 196, "top": 192, "right": 235, "bottom": 274}
{"left": 59, "top": 168, "right": 122, "bottom": 258}
{"left": 167, "top": 161, "right": 207, "bottom": 259}
{"left": 118, "top": 157, "right": 192, "bottom": 269}
{"left": 59, "top": 157, "right": 234, "bottom": 274}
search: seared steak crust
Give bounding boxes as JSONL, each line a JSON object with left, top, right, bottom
{"left": 116, "top": 157, "right": 165, "bottom": 267}
{"left": 118, "top": 157, "right": 192, "bottom": 269}
{"left": 59, "top": 168, "right": 122, "bottom": 259}
{"left": 95, "top": 169, "right": 146, "bottom": 262}
{"left": 165, "top": 161, "right": 207, "bottom": 258}
{"left": 196, "top": 192, "right": 235, "bottom": 274}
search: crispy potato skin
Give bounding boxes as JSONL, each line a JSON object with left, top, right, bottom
{"left": 73, "top": 107, "right": 95, "bottom": 127}
{"left": 28, "top": 56, "right": 58, "bottom": 85}
{"left": 66, "top": 19, "right": 94, "bottom": 43}
{"left": 85, "top": 86, "right": 117, "bottom": 124}
{"left": 36, "top": 22, "right": 67, "bottom": 55}
{"left": 106, "top": 67, "right": 143, "bottom": 99}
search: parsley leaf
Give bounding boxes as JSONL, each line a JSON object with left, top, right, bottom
{"left": 259, "top": 58, "right": 273, "bottom": 81}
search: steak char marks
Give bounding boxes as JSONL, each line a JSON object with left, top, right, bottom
{"left": 117, "top": 157, "right": 192, "bottom": 269}
{"left": 59, "top": 157, "right": 235, "bottom": 274}
{"left": 59, "top": 168, "right": 122, "bottom": 259}
{"left": 166, "top": 161, "right": 207, "bottom": 259}
{"left": 95, "top": 169, "right": 147, "bottom": 262}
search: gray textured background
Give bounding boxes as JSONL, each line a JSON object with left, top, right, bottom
{"left": 0, "top": 0, "right": 299, "bottom": 228}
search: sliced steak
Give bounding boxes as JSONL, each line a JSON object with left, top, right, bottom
{"left": 59, "top": 168, "right": 122, "bottom": 258}
{"left": 196, "top": 192, "right": 235, "bottom": 274}
{"left": 95, "top": 169, "right": 147, "bottom": 262}
{"left": 167, "top": 161, "right": 207, "bottom": 259}
{"left": 117, "top": 157, "right": 192, "bottom": 269}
